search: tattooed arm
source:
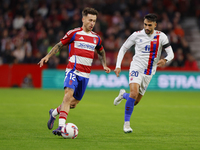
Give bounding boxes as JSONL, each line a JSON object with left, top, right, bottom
{"left": 38, "top": 41, "right": 64, "bottom": 67}
{"left": 96, "top": 49, "right": 111, "bottom": 73}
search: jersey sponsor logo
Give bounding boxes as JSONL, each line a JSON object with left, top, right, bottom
{"left": 77, "top": 43, "right": 95, "bottom": 50}
{"left": 142, "top": 45, "right": 150, "bottom": 53}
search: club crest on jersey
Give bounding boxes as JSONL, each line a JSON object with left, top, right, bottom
{"left": 93, "top": 38, "right": 96, "bottom": 44}
{"left": 69, "top": 80, "right": 73, "bottom": 85}
{"left": 153, "top": 39, "right": 157, "bottom": 44}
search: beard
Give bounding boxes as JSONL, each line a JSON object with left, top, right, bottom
{"left": 145, "top": 29, "right": 152, "bottom": 35}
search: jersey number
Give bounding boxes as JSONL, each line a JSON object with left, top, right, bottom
{"left": 69, "top": 73, "right": 76, "bottom": 81}
{"left": 130, "top": 71, "right": 139, "bottom": 77}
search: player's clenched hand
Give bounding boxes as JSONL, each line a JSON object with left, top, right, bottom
{"left": 38, "top": 57, "right": 49, "bottom": 67}
{"left": 104, "top": 66, "right": 111, "bottom": 74}
{"left": 114, "top": 68, "right": 121, "bottom": 77}
{"left": 157, "top": 59, "right": 167, "bottom": 67}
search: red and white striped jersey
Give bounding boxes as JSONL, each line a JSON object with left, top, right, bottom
{"left": 60, "top": 27, "right": 103, "bottom": 78}
{"left": 116, "top": 29, "right": 173, "bottom": 75}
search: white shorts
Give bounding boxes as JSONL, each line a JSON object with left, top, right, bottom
{"left": 129, "top": 69, "right": 153, "bottom": 95}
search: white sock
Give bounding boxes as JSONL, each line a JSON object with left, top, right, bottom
{"left": 58, "top": 111, "right": 68, "bottom": 127}
{"left": 52, "top": 109, "right": 58, "bottom": 118}
{"left": 59, "top": 119, "right": 66, "bottom": 127}
{"left": 52, "top": 105, "right": 61, "bottom": 118}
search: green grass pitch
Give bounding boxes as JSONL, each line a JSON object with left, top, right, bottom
{"left": 0, "top": 88, "right": 200, "bottom": 150}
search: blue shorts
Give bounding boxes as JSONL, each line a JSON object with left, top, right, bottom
{"left": 64, "top": 70, "right": 89, "bottom": 100}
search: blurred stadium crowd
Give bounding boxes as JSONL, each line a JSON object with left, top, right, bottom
{"left": 0, "top": 0, "right": 199, "bottom": 69}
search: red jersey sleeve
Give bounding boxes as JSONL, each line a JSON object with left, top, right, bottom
{"left": 60, "top": 30, "right": 75, "bottom": 45}
{"left": 60, "top": 28, "right": 82, "bottom": 45}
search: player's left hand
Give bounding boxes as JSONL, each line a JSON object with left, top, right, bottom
{"left": 104, "top": 66, "right": 111, "bottom": 73}
{"left": 157, "top": 59, "right": 167, "bottom": 67}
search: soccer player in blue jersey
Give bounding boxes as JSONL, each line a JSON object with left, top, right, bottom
{"left": 114, "top": 14, "right": 174, "bottom": 133}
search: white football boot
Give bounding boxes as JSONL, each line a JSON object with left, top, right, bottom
{"left": 114, "top": 89, "right": 126, "bottom": 106}
{"left": 123, "top": 121, "right": 133, "bottom": 133}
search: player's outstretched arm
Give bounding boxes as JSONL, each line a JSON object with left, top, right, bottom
{"left": 38, "top": 42, "right": 64, "bottom": 67}
{"left": 97, "top": 49, "right": 111, "bottom": 73}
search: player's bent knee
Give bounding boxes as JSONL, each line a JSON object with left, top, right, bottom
{"left": 70, "top": 105, "right": 76, "bottom": 109}
{"left": 129, "top": 93, "right": 138, "bottom": 100}
{"left": 63, "top": 95, "right": 74, "bottom": 105}
{"left": 134, "top": 101, "right": 139, "bottom": 106}
{"left": 70, "top": 99, "right": 79, "bottom": 109}
{"left": 70, "top": 104, "right": 78, "bottom": 109}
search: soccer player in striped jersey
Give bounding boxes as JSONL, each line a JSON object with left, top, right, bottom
{"left": 114, "top": 14, "right": 174, "bottom": 133}
{"left": 38, "top": 7, "right": 111, "bottom": 136}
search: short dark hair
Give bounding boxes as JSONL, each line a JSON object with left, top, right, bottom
{"left": 82, "top": 7, "right": 98, "bottom": 17}
{"left": 144, "top": 14, "right": 157, "bottom": 22}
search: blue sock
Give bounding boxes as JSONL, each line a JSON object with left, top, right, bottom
{"left": 123, "top": 93, "right": 130, "bottom": 100}
{"left": 124, "top": 97, "right": 135, "bottom": 122}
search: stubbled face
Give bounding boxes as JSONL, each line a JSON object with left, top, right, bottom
{"left": 82, "top": 14, "right": 97, "bottom": 33}
{"left": 144, "top": 19, "right": 157, "bottom": 35}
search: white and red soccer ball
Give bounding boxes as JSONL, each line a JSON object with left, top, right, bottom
{"left": 61, "top": 123, "right": 79, "bottom": 139}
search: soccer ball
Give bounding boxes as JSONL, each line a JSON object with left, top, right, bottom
{"left": 61, "top": 123, "right": 79, "bottom": 139}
